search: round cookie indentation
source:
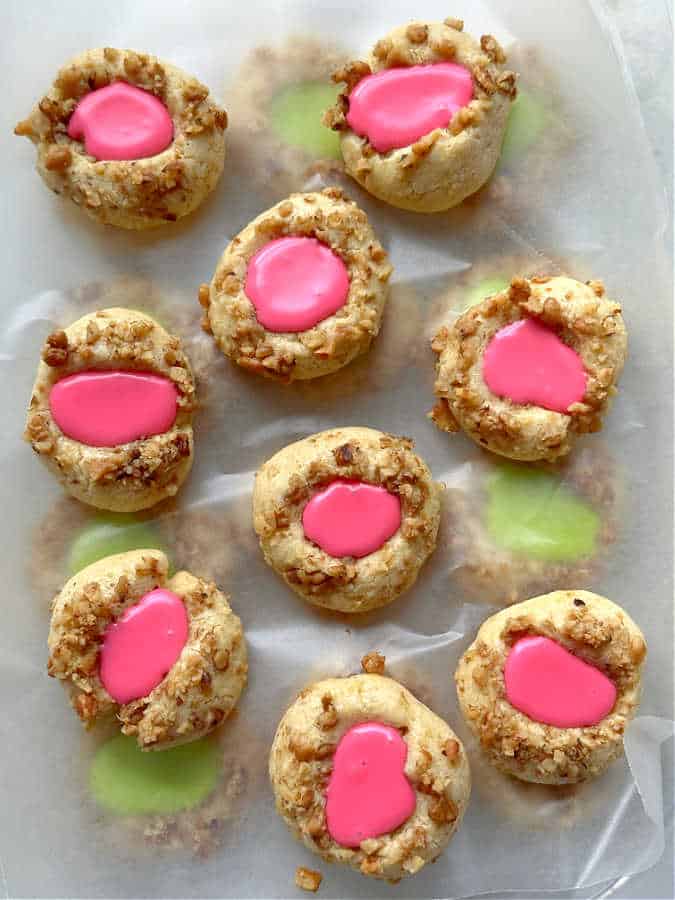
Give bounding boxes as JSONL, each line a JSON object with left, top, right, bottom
{"left": 302, "top": 479, "right": 401, "bottom": 559}
{"left": 482, "top": 318, "right": 587, "bottom": 413}
{"left": 50, "top": 370, "right": 178, "bottom": 447}
{"left": 100, "top": 588, "right": 188, "bottom": 704}
{"left": 325, "top": 721, "right": 415, "bottom": 847}
{"left": 504, "top": 635, "right": 617, "bottom": 728}
{"left": 245, "top": 236, "right": 349, "bottom": 333}
{"left": 486, "top": 463, "right": 599, "bottom": 563}
{"left": 270, "top": 82, "right": 342, "bottom": 159}
{"left": 346, "top": 63, "right": 473, "bottom": 152}
{"left": 67, "top": 81, "right": 173, "bottom": 161}
{"left": 90, "top": 733, "right": 220, "bottom": 815}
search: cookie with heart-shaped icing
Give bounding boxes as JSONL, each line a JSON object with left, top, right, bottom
{"left": 25, "top": 307, "right": 196, "bottom": 512}
{"left": 455, "top": 590, "right": 646, "bottom": 784}
{"left": 252, "top": 427, "right": 441, "bottom": 613}
{"left": 14, "top": 48, "right": 227, "bottom": 229}
{"left": 430, "top": 275, "right": 627, "bottom": 461}
{"left": 324, "top": 19, "right": 516, "bottom": 212}
{"left": 47, "top": 549, "right": 247, "bottom": 750}
{"left": 269, "top": 673, "right": 470, "bottom": 880}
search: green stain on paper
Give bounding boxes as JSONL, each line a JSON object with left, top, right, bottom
{"left": 270, "top": 82, "right": 342, "bottom": 159}
{"left": 464, "top": 276, "right": 510, "bottom": 311}
{"left": 68, "top": 514, "right": 169, "bottom": 575}
{"left": 90, "top": 734, "right": 220, "bottom": 816}
{"left": 500, "top": 89, "right": 549, "bottom": 164}
{"left": 486, "top": 463, "right": 599, "bottom": 562}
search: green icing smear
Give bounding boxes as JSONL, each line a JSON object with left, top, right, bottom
{"left": 68, "top": 514, "right": 170, "bottom": 575}
{"left": 486, "top": 463, "right": 599, "bottom": 562}
{"left": 500, "top": 89, "right": 549, "bottom": 165}
{"left": 90, "top": 734, "right": 220, "bottom": 816}
{"left": 463, "top": 276, "right": 510, "bottom": 311}
{"left": 270, "top": 82, "right": 342, "bottom": 159}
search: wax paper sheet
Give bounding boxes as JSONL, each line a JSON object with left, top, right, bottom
{"left": 1, "top": 0, "right": 672, "bottom": 897}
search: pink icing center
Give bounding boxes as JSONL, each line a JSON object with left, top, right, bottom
{"left": 99, "top": 589, "right": 189, "bottom": 704}
{"left": 49, "top": 370, "right": 178, "bottom": 448}
{"left": 244, "top": 236, "right": 349, "bottom": 333}
{"left": 302, "top": 479, "right": 401, "bottom": 558}
{"left": 326, "top": 722, "right": 416, "bottom": 847}
{"left": 67, "top": 81, "right": 173, "bottom": 161}
{"left": 504, "top": 635, "right": 617, "bottom": 728}
{"left": 482, "top": 318, "right": 587, "bottom": 413}
{"left": 345, "top": 62, "right": 474, "bottom": 153}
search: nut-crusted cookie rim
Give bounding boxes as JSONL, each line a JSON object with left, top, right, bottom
{"left": 24, "top": 308, "right": 196, "bottom": 511}
{"left": 15, "top": 46, "right": 228, "bottom": 166}
{"left": 203, "top": 189, "right": 391, "bottom": 382}
{"left": 455, "top": 590, "right": 646, "bottom": 783}
{"left": 431, "top": 275, "right": 627, "bottom": 461}
{"left": 253, "top": 427, "right": 441, "bottom": 612}
{"left": 269, "top": 673, "right": 470, "bottom": 879}
{"left": 47, "top": 550, "right": 247, "bottom": 750}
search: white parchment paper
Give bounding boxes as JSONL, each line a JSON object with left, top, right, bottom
{"left": 1, "top": 0, "right": 672, "bottom": 897}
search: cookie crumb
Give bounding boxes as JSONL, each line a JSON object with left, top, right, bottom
{"left": 443, "top": 738, "right": 460, "bottom": 762}
{"left": 198, "top": 283, "right": 210, "bottom": 308}
{"left": 295, "top": 866, "right": 323, "bottom": 892}
{"left": 361, "top": 651, "right": 386, "bottom": 675}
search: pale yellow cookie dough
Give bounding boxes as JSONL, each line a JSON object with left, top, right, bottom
{"left": 48, "top": 549, "right": 247, "bottom": 750}
{"left": 324, "top": 20, "right": 516, "bottom": 212}
{"left": 24, "top": 307, "right": 196, "bottom": 512}
{"left": 269, "top": 673, "right": 470, "bottom": 880}
{"left": 15, "top": 47, "right": 227, "bottom": 229}
{"left": 455, "top": 590, "right": 646, "bottom": 784}
{"left": 431, "top": 276, "right": 628, "bottom": 461}
{"left": 200, "top": 188, "right": 392, "bottom": 382}
{"left": 252, "top": 427, "right": 441, "bottom": 613}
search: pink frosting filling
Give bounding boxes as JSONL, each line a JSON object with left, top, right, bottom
{"left": 49, "top": 370, "right": 178, "bottom": 448}
{"left": 326, "top": 722, "right": 416, "bottom": 847}
{"left": 99, "top": 588, "right": 189, "bottom": 704}
{"left": 244, "top": 236, "right": 349, "bottom": 333}
{"left": 504, "top": 635, "right": 617, "bottom": 728}
{"left": 302, "top": 479, "right": 401, "bottom": 558}
{"left": 67, "top": 81, "right": 173, "bottom": 161}
{"left": 482, "top": 318, "right": 587, "bottom": 413}
{"left": 345, "top": 62, "right": 474, "bottom": 152}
